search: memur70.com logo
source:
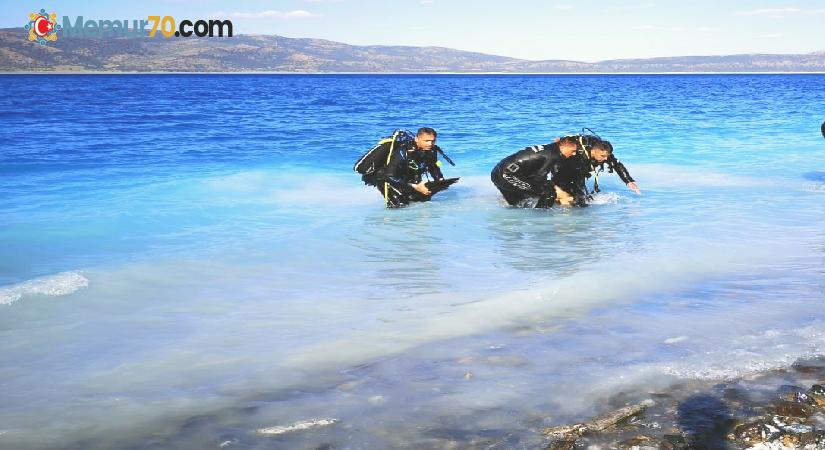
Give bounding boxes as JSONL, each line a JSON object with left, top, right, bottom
{"left": 25, "top": 9, "right": 234, "bottom": 46}
{"left": 25, "top": 9, "right": 60, "bottom": 46}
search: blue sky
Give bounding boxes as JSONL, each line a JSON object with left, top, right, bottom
{"left": 6, "top": 1, "right": 825, "bottom": 61}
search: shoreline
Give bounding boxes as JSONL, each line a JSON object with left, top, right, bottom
{"left": 3, "top": 71, "right": 825, "bottom": 75}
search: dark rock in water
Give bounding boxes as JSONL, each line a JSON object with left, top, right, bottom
{"left": 767, "top": 415, "right": 821, "bottom": 446}
{"left": 733, "top": 420, "right": 781, "bottom": 444}
{"left": 722, "top": 385, "right": 751, "bottom": 403}
{"left": 618, "top": 435, "right": 669, "bottom": 449}
{"left": 661, "top": 433, "right": 688, "bottom": 449}
{"left": 588, "top": 400, "right": 653, "bottom": 431}
{"left": 676, "top": 394, "right": 735, "bottom": 448}
{"left": 542, "top": 400, "right": 653, "bottom": 440}
{"left": 810, "top": 384, "right": 825, "bottom": 396}
{"left": 542, "top": 423, "right": 587, "bottom": 441}
{"left": 792, "top": 358, "right": 825, "bottom": 374}
{"left": 795, "top": 392, "right": 817, "bottom": 406}
{"left": 769, "top": 400, "right": 814, "bottom": 418}
{"left": 545, "top": 436, "right": 577, "bottom": 450}
{"left": 769, "top": 421, "right": 821, "bottom": 448}
{"left": 776, "top": 384, "right": 808, "bottom": 397}
{"left": 649, "top": 391, "right": 674, "bottom": 401}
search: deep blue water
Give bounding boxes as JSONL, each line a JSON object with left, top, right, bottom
{"left": 0, "top": 74, "right": 824, "bottom": 449}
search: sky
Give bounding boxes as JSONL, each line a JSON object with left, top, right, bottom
{"left": 5, "top": 1, "right": 825, "bottom": 62}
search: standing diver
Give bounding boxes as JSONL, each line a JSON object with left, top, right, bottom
{"left": 490, "top": 136, "right": 580, "bottom": 208}
{"left": 354, "top": 127, "right": 456, "bottom": 208}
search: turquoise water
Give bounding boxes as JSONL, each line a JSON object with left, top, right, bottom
{"left": 0, "top": 74, "right": 824, "bottom": 448}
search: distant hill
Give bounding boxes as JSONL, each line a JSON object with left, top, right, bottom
{"left": 2, "top": 28, "right": 825, "bottom": 73}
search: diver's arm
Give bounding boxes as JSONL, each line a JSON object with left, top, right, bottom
{"left": 426, "top": 147, "right": 445, "bottom": 181}
{"left": 376, "top": 151, "right": 431, "bottom": 195}
{"left": 608, "top": 155, "right": 641, "bottom": 194}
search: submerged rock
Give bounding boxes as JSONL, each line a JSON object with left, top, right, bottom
{"left": 545, "top": 436, "right": 577, "bottom": 450}
{"left": 618, "top": 434, "right": 660, "bottom": 449}
{"left": 769, "top": 400, "right": 814, "bottom": 419}
{"left": 589, "top": 400, "right": 653, "bottom": 431}
{"left": 783, "top": 391, "right": 818, "bottom": 406}
{"left": 661, "top": 433, "right": 688, "bottom": 448}
{"left": 542, "top": 423, "right": 587, "bottom": 440}
{"left": 734, "top": 420, "right": 782, "bottom": 443}
{"left": 256, "top": 418, "right": 338, "bottom": 436}
{"left": 542, "top": 400, "right": 654, "bottom": 447}
{"left": 537, "top": 358, "right": 825, "bottom": 450}
{"left": 792, "top": 359, "right": 825, "bottom": 374}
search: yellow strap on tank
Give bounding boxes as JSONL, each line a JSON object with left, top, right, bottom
{"left": 384, "top": 131, "right": 399, "bottom": 206}
{"left": 578, "top": 135, "right": 599, "bottom": 191}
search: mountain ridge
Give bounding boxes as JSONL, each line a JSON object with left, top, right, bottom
{"left": 2, "top": 29, "right": 824, "bottom": 73}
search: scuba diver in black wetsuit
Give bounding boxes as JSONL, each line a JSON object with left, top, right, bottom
{"left": 554, "top": 135, "right": 641, "bottom": 206}
{"left": 821, "top": 120, "right": 824, "bottom": 139}
{"left": 354, "top": 127, "right": 453, "bottom": 208}
{"left": 490, "top": 136, "right": 580, "bottom": 208}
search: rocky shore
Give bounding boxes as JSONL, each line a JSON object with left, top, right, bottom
{"left": 543, "top": 357, "right": 825, "bottom": 449}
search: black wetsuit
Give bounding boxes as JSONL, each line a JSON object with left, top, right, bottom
{"left": 555, "top": 153, "right": 636, "bottom": 204}
{"left": 372, "top": 144, "right": 445, "bottom": 208}
{"left": 490, "top": 142, "right": 569, "bottom": 208}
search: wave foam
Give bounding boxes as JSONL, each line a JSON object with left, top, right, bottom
{"left": 0, "top": 272, "right": 89, "bottom": 306}
{"left": 588, "top": 192, "right": 622, "bottom": 205}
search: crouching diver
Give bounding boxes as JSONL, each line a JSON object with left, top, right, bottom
{"left": 490, "top": 136, "right": 580, "bottom": 208}
{"left": 557, "top": 133, "right": 641, "bottom": 206}
{"left": 354, "top": 127, "right": 456, "bottom": 208}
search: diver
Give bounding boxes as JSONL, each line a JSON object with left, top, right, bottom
{"left": 354, "top": 127, "right": 455, "bottom": 208}
{"left": 490, "top": 136, "right": 580, "bottom": 208}
{"left": 554, "top": 134, "right": 641, "bottom": 206}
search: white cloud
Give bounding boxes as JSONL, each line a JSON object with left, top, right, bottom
{"left": 736, "top": 8, "right": 825, "bottom": 18}
{"left": 739, "top": 8, "right": 799, "bottom": 16}
{"left": 757, "top": 33, "right": 784, "bottom": 39}
{"left": 555, "top": 5, "right": 573, "bottom": 11}
{"left": 227, "top": 10, "right": 317, "bottom": 20}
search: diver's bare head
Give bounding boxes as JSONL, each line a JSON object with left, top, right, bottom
{"left": 414, "top": 127, "right": 437, "bottom": 151}
{"left": 589, "top": 139, "right": 613, "bottom": 163}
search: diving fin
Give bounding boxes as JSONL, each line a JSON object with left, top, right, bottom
{"left": 425, "top": 177, "right": 460, "bottom": 195}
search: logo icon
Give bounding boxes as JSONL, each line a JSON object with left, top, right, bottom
{"left": 26, "top": 9, "right": 60, "bottom": 46}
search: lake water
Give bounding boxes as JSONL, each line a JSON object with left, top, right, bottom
{"left": 1, "top": 74, "right": 824, "bottom": 449}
